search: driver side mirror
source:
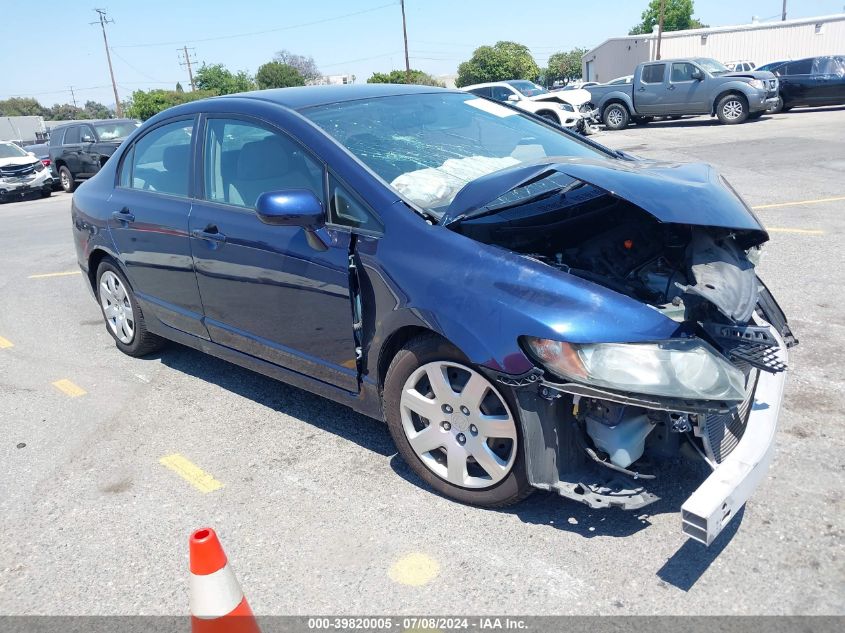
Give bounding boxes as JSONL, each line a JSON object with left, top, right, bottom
{"left": 506, "top": 94, "right": 520, "bottom": 102}
{"left": 691, "top": 69, "right": 704, "bottom": 81}
{"left": 81, "top": 133, "right": 95, "bottom": 143}
{"left": 255, "top": 189, "right": 325, "bottom": 229}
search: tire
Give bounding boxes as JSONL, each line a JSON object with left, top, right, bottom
{"left": 539, "top": 112, "right": 559, "bottom": 125}
{"left": 95, "top": 258, "right": 165, "bottom": 357}
{"left": 59, "top": 166, "right": 77, "bottom": 193}
{"left": 633, "top": 116, "right": 654, "bottom": 125}
{"left": 382, "top": 334, "right": 532, "bottom": 508}
{"left": 602, "top": 103, "right": 629, "bottom": 130}
{"left": 716, "top": 93, "right": 749, "bottom": 124}
{"left": 40, "top": 188, "right": 52, "bottom": 198}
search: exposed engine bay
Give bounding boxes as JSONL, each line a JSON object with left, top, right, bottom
{"left": 450, "top": 174, "right": 796, "bottom": 541}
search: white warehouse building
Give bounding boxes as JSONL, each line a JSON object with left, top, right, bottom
{"left": 582, "top": 13, "right": 845, "bottom": 83}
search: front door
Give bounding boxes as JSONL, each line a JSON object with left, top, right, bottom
{"left": 664, "top": 62, "right": 707, "bottom": 113}
{"left": 107, "top": 116, "right": 208, "bottom": 339}
{"left": 189, "top": 116, "right": 359, "bottom": 391}
{"left": 812, "top": 56, "right": 845, "bottom": 105}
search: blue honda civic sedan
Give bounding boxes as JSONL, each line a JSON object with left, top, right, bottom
{"left": 72, "top": 84, "right": 796, "bottom": 544}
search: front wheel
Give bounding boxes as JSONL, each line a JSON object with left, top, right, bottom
{"left": 716, "top": 94, "right": 748, "bottom": 124}
{"left": 96, "top": 258, "right": 165, "bottom": 357}
{"left": 602, "top": 103, "right": 629, "bottom": 130}
{"left": 383, "top": 334, "right": 532, "bottom": 508}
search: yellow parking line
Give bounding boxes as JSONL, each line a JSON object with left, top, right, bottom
{"left": 388, "top": 552, "right": 441, "bottom": 586}
{"left": 0, "top": 336, "right": 14, "bottom": 349}
{"left": 28, "top": 270, "right": 82, "bottom": 279}
{"left": 159, "top": 453, "right": 224, "bottom": 493}
{"left": 52, "top": 379, "right": 87, "bottom": 398}
{"left": 767, "top": 227, "right": 825, "bottom": 235}
{"left": 751, "top": 196, "right": 845, "bottom": 210}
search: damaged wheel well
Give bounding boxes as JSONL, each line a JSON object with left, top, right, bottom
{"left": 377, "top": 326, "right": 438, "bottom": 393}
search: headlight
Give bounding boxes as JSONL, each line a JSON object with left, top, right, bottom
{"left": 559, "top": 103, "right": 575, "bottom": 112}
{"left": 524, "top": 337, "right": 746, "bottom": 401}
{"left": 749, "top": 79, "right": 765, "bottom": 90}
{"left": 34, "top": 161, "right": 45, "bottom": 172}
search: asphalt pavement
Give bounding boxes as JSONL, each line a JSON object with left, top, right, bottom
{"left": 0, "top": 107, "right": 843, "bottom": 615}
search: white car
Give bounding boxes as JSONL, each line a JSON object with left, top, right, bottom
{"left": 462, "top": 80, "right": 598, "bottom": 134}
{"left": 725, "top": 60, "right": 757, "bottom": 72}
{"left": 0, "top": 141, "right": 55, "bottom": 203}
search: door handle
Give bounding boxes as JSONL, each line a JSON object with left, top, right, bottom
{"left": 111, "top": 207, "right": 135, "bottom": 223}
{"left": 192, "top": 224, "right": 227, "bottom": 243}
{"left": 667, "top": 85, "right": 676, "bottom": 90}
{"left": 638, "top": 87, "right": 646, "bottom": 91}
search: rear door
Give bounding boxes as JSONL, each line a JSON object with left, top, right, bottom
{"left": 61, "top": 125, "right": 83, "bottom": 174}
{"left": 107, "top": 116, "right": 208, "bottom": 338}
{"left": 664, "top": 61, "right": 707, "bottom": 113}
{"left": 78, "top": 124, "right": 99, "bottom": 177}
{"left": 633, "top": 63, "right": 666, "bottom": 114}
{"left": 189, "top": 115, "right": 360, "bottom": 391}
{"left": 812, "top": 56, "right": 845, "bottom": 105}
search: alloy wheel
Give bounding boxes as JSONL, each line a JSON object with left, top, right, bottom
{"left": 60, "top": 170, "right": 70, "bottom": 190}
{"left": 99, "top": 271, "right": 135, "bottom": 344}
{"left": 399, "top": 361, "right": 518, "bottom": 489}
{"left": 722, "top": 99, "right": 744, "bottom": 120}
{"left": 607, "top": 108, "right": 623, "bottom": 127}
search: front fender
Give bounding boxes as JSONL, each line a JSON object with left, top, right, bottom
{"left": 711, "top": 81, "right": 761, "bottom": 113}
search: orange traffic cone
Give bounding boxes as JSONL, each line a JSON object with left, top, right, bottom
{"left": 189, "top": 527, "right": 261, "bottom": 633}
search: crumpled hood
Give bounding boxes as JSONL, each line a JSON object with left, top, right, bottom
{"left": 724, "top": 70, "right": 777, "bottom": 81}
{"left": 0, "top": 156, "right": 39, "bottom": 169}
{"left": 528, "top": 89, "right": 592, "bottom": 107}
{"left": 444, "top": 156, "right": 767, "bottom": 241}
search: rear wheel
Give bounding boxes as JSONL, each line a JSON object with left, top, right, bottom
{"left": 383, "top": 334, "right": 532, "bottom": 508}
{"left": 59, "top": 166, "right": 77, "bottom": 193}
{"left": 96, "top": 259, "right": 165, "bottom": 357}
{"left": 603, "top": 103, "right": 629, "bottom": 130}
{"left": 716, "top": 94, "right": 748, "bottom": 124}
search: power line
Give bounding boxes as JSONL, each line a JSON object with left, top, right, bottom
{"left": 109, "top": 47, "right": 167, "bottom": 84}
{"left": 91, "top": 9, "right": 123, "bottom": 117}
{"left": 113, "top": 2, "right": 397, "bottom": 49}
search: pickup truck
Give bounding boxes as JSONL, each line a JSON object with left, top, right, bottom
{"left": 588, "top": 57, "right": 779, "bottom": 129}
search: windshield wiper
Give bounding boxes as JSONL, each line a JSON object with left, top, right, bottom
{"left": 451, "top": 184, "right": 572, "bottom": 224}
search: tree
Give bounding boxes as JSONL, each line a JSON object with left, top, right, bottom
{"left": 273, "top": 49, "right": 322, "bottom": 84}
{"left": 194, "top": 63, "right": 255, "bottom": 95}
{"left": 544, "top": 48, "right": 588, "bottom": 86}
{"left": 367, "top": 69, "right": 445, "bottom": 87}
{"left": 455, "top": 41, "right": 540, "bottom": 87}
{"left": 255, "top": 62, "right": 305, "bottom": 89}
{"left": 125, "top": 89, "right": 215, "bottom": 121}
{"left": 175, "top": 82, "right": 184, "bottom": 93}
{"left": 629, "top": 0, "right": 707, "bottom": 35}
{"left": 0, "top": 97, "right": 46, "bottom": 117}
{"left": 83, "top": 100, "right": 112, "bottom": 119}
{"left": 46, "top": 104, "right": 86, "bottom": 120}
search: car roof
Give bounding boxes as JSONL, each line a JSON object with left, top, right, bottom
{"left": 228, "top": 84, "right": 455, "bottom": 110}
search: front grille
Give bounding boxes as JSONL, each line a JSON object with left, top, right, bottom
{"left": 0, "top": 162, "right": 38, "bottom": 178}
{"left": 701, "top": 369, "right": 759, "bottom": 464}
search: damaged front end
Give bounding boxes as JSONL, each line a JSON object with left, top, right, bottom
{"left": 447, "top": 158, "right": 796, "bottom": 545}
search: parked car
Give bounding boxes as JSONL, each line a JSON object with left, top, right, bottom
{"left": 72, "top": 85, "right": 795, "bottom": 545}
{"left": 0, "top": 141, "right": 54, "bottom": 202}
{"left": 24, "top": 143, "right": 62, "bottom": 190}
{"left": 587, "top": 57, "right": 779, "bottom": 129}
{"left": 725, "top": 60, "right": 757, "bottom": 72}
{"left": 761, "top": 56, "right": 845, "bottom": 112}
{"left": 49, "top": 119, "right": 139, "bottom": 193}
{"left": 463, "top": 80, "right": 598, "bottom": 134}
{"left": 605, "top": 75, "right": 633, "bottom": 85}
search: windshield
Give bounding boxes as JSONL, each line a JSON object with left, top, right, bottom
{"left": 302, "top": 92, "right": 602, "bottom": 216}
{"left": 0, "top": 143, "right": 28, "bottom": 159}
{"left": 507, "top": 80, "right": 549, "bottom": 96}
{"left": 695, "top": 58, "right": 730, "bottom": 75}
{"left": 93, "top": 121, "right": 138, "bottom": 141}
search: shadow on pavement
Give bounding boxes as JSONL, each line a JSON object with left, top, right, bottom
{"left": 151, "top": 342, "right": 396, "bottom": 457}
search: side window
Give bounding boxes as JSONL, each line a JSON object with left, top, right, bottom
{"left": 64, "top": 126, "right": 80, "bottom": 144}
{"left": 785, "top": 59, "right": 812, "bottom": 75}
{"left": 813, "top": 57, "right": 841, "bottom": 75}
{"left": 670, "top": 62, "right": 696, "bottom": 82}
{"left": 80, "top": 126, "right": 96, "bottom": 143}
{"left": 328, "top": 176, "right": 383, "bottom": 234}
{"left": 123, "top": 119, "right": 193, "bottom": 197}
{"left": 202, "top": 118, "right": 324, "bottom": 209}
{"left": 490, "top": 86, "right": 514, "bottom": 101}
{"left": 468, "top": 87, "right": 492, "bottom": 98}
{"left": 641, "top": 64, "right": 666, "bottom": 84}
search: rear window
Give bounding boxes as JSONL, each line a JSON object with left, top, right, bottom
{"left": 641, "top": 64, "right": 665, "bottom": 84}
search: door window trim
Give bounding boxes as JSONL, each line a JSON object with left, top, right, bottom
{"left": 114, "top": 114, "right": 199, "bottom": 200}
{"left": 324, "top": 169, "right": 384, "bottom": 238}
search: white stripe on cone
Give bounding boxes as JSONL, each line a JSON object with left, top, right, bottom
{"left": 190, "top": 562, "right": 244, "bottom": 619}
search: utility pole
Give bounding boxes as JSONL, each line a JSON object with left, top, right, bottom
{"left": 179, "top": 46, "right": 197, "bottom": 91}
{"left": 69, "top": 86, "right": 77, "bottom": 108}
{"left": 92, "top": 9, "right": 123, "bottom": 117}
{"left": 656, "top": 0, "right": 666, "bottom": 60}
{"left": 400, "top": 0, "right": 411, "bottom": 83}
{"left": 781, "top": 0, "right": 787, "bottom": 21}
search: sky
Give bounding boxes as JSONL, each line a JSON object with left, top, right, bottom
{"left": 2, "top": 0, "right": 844, "bottom": 107}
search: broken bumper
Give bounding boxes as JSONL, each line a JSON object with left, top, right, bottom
{"left": 681, "top": 320, "right": 787, "bottom": 545}
{"left": 0, "top": 170, "right": 53, "bottom": 199}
